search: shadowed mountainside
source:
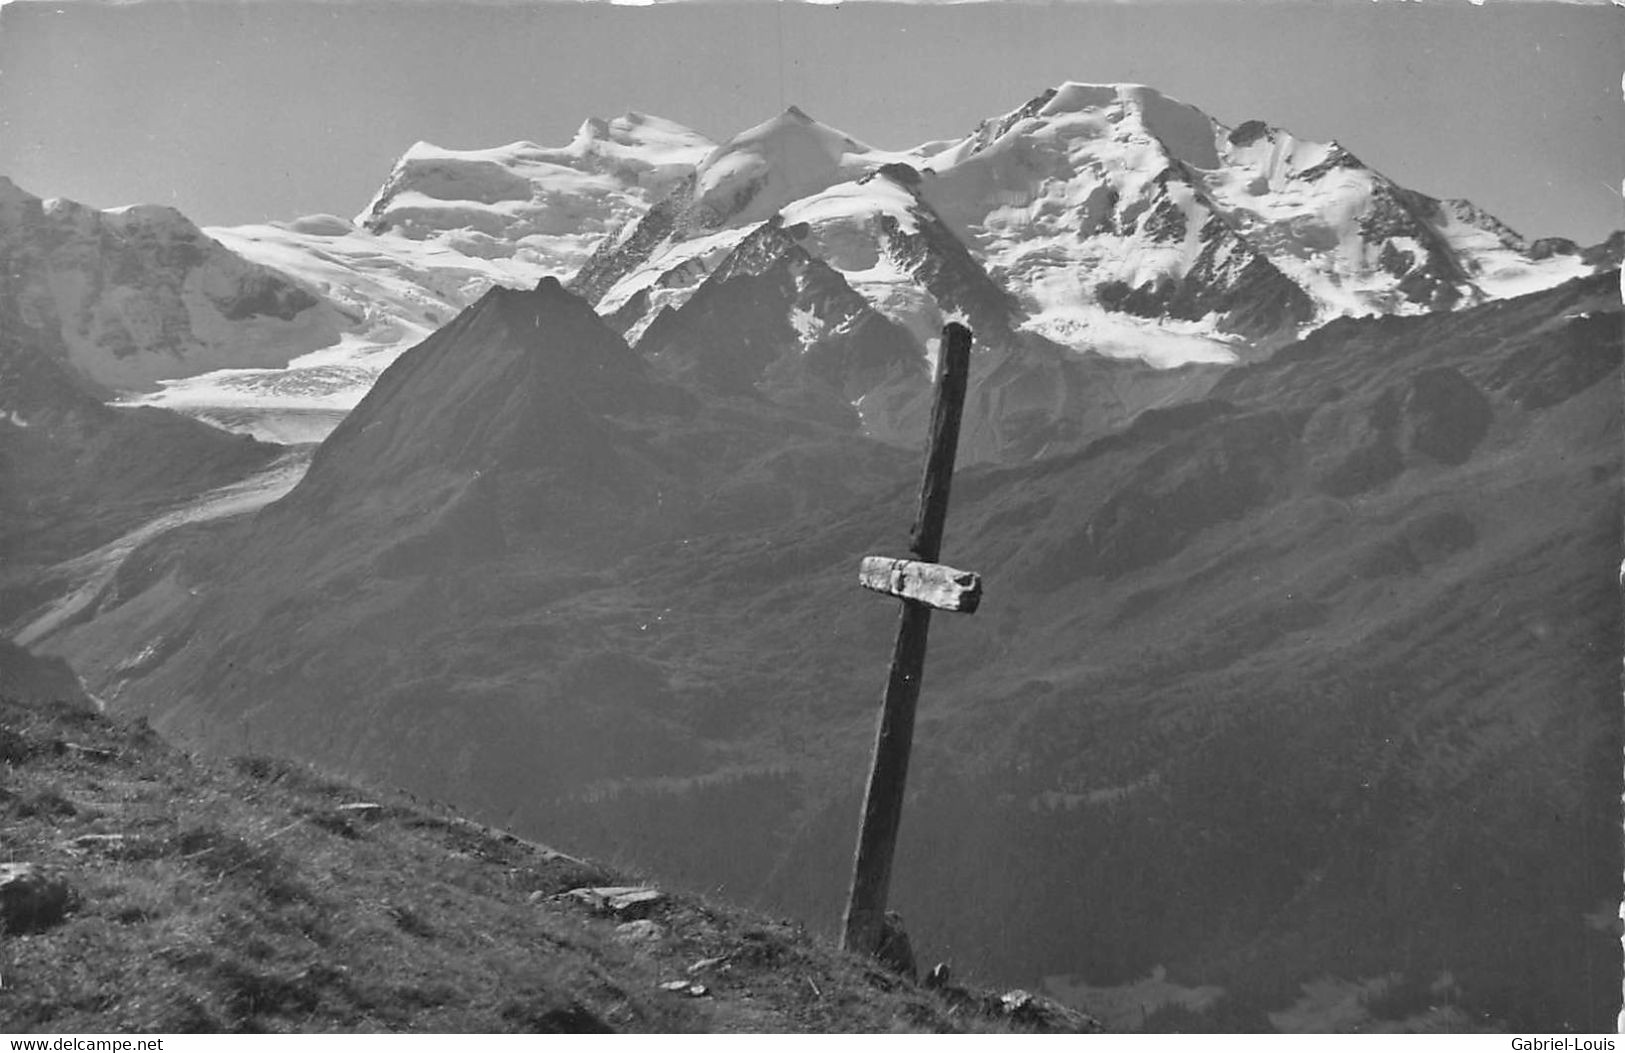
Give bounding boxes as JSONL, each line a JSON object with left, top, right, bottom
{"left": 35, "top": 271, "right": 1623, "bottom": 1032}
{"left": 0, "top": 307, "right": 281, "bottom": 632}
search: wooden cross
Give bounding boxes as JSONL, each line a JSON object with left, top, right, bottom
{"left": 842, "top": 322, "right": 980, "bottom": 958}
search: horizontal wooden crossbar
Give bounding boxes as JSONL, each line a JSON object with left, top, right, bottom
{"left": 858, "top": 556, "right": 982, "bottom": 614}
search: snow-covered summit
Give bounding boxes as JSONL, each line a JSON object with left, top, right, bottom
{"left": 0, "top": 176, "right": 346, "bottom": 394}
{"left": 569, "top": 107, "right": 909, "bottom": 339}
{"left": 570, "top": 111, "right": 715, "bottom": 170}
{"left": 690, "top": 106, "right": 911, "bottom": 229}
{"left": 942, "top": 82, "right": 1222, "bottom": 171}
{"left": 134, "top": 114, "right": 720, "bottom": 437}
{"left": 81, "top": 81, "right": 1609, "bottom": 448}
{"left": 573, "top": 81, "right": 1603, "bottom": 432}
{"left": 356, "top": 113, "right": 715, "bottom": 273}
{"left": 911, "top": 80, "right": 1591, "bottom": 352}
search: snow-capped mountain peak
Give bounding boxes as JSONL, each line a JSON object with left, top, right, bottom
{"left": 938, "top": 82, "right": 1222, "bottom": 172}
{"left": 141, "top": 115, "right": 721, "bottom": 439}
{"left": 689, "top": 105, "right": 901, "bottom": 229}
{"left": 563, "top": 112, "right": 722, "bottom": 193}
{"left": 909, "top": 81, "right": 1594, "bottom": 356}
{"left": 0, "top": 177, "right": 345, "bottom": 396}
{"left": 47, "top": 82, "right": 1605, "bottom": 452}
{"left": 354, "top": 115, "right": 715, "bottom": 262}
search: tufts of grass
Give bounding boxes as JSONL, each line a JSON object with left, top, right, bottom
{"left": 0, "top": 724, "right": 34, "bottom": 763}
{"left": 0, "top": 692, "right": 1092, "bottom": 1033}
{"left": 382, "top": 902, "right": 435, "bottom": 939}
{"left": 229, "top": 754, "right": 363, "bottom": 799}
{"left": 164, "top": 825, "right": 318, "bottom": 908}
{"left": 8, "top": 784, "right": 79, "bottom": 820}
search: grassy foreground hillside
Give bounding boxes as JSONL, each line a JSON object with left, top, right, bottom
{"left": 0, "top": 691, "right": 1097, "bottom": 1034}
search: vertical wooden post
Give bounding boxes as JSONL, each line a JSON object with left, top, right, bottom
{"left": 842, "top": 322, "right": 973, "bottom": 957}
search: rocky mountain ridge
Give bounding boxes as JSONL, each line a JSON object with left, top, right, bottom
{"left": 578, "top": 83, "right": 1604, "bottom": 372}
{"left": 0, "top": 177, "right": 349, "bottom": 395}
{"left": 6, "top": 81, "right": 1606, "bottom": 454}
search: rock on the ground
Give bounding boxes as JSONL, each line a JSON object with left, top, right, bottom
{"left": 997, "top": 989, "right": 1106, "bottom": 1033}
{"left": 562, "top": 885, "right": 666, "bottom": 919}
{"left": 0, "top": 863, "right": 73, "bottom": 934}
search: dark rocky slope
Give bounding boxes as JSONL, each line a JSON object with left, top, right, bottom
{"left": 0, "top": 310, "right": 280, "bottom": 627}
{"left": 633, "top": 218, "right": 926, "bottom": 436}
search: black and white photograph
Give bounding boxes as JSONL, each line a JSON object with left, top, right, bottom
{"left": 0, "top": 0, "right": 1620, "bottom": 1036}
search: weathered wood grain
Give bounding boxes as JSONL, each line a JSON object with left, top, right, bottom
{"left": 858, "top": 556, "right": 982, "bottom": 614}
{"left": 842, "top": 322, "right": 975, "bottom": 959}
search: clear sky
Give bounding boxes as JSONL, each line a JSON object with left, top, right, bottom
{"left": 0, "top": 0, "right": 1620, "bottom": 243}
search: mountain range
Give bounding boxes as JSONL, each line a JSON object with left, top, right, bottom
{"left": 2, "top": 81, "right": 1620, "bottom": 1032}
{"left": 4, "top": 83, "right": 1611, "bottom": 454}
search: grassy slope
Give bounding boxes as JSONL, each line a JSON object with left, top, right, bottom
{"left": 0, "top": 693, "right": 1094, "bottom": 1034}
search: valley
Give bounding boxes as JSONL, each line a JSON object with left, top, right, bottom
{"left": 2, "top": 78, "right": 1619, "bottom": 1033}
{"left": 11, "top": 450, "right": 309, "bottom": 651}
